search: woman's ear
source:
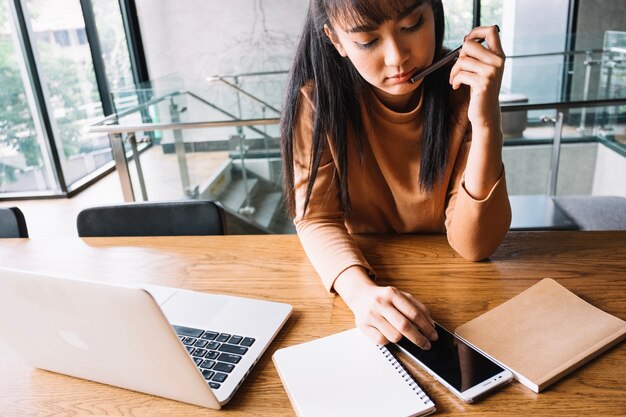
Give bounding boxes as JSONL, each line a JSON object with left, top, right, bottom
{"left": 323, "top": 24, "right": 348, "bottom": 57}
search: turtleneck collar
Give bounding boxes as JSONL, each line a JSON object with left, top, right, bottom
{"left": 366, "top": 84, "right": 424, "bottom": 124}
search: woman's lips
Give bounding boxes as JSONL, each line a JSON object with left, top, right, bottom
{"left": 386, "top": 68, "right": 417, "bottom": 84}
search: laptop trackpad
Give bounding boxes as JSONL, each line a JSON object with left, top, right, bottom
{"left": 159, "top": 290, "right": 229, "bottom": 328}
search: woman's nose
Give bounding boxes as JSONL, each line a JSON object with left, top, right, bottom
{"left": 383, "top": 37, "right": 409, "bottom": 67}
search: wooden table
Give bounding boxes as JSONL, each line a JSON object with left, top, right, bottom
{"left": 0, "top": 232, "right": 624, "bottom": 416}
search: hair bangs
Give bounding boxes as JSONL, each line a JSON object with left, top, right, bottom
{"left": 325, "top": 0, "right": 419, "bottom": 31}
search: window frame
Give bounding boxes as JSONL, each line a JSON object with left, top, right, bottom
{"left": 0, "top": 0, "right": 148, "bottom": 200}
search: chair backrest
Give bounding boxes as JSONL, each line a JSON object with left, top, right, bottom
{"left": 76, "top": 200, "right": 226, "bottom": 237}
{"left": 0, "top": 207, "right": 29, "bottom": 238}
{"left": 553, "top": 196, "right": 626, "bottom": 231}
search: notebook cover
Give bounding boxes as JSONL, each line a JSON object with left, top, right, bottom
{"left": 272, "top": 328, "right": 435, "bottom": 417}
{"left": 455, "top": 278, "right": 626, "bottom": 392}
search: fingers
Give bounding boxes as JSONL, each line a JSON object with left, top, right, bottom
{"left": 363, "top": 312, "right": 432, "bottom": 349}
{"left": 459, "top": 40, "right": 505, "bottom": 67}
{"left": 449, "top": 56, "right": 500, "bottom": 92}
{"left": 360, "top": 287, "right": 437, "bottom": 349}
{"left": 361, "top": 325, "right": 390, "bottom": 345}
{"left": 394, "top": 291, "right": 437, "bottom": 339}
{"left": 464, "top": 25, "right": 504, "bottom": 58}
{"left": 379, "top": 299, "right": 433, "bottom": 349}
{"left": 449, "top": 26, "right": 505, "bottom": 92}
{"left": 348, "top": 284, "right": 438, "bottom": 349}
{"left": 401, "top": 291, "right": 436, "bottom": 327}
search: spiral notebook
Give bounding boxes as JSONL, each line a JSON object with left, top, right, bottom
{"left": 272, "top": 328, "right": 435, "bottom": 417}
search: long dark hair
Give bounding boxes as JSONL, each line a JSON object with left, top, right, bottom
{"left": 281, "top": 0, "right": 450, "bottom": 217}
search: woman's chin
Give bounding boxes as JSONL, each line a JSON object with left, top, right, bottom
{"left": 376, "top": 81, "right": 421, "bottom": 98}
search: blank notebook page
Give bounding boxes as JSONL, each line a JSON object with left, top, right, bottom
{"left": 273, "top": 328, "right": 434, "bottom": 417}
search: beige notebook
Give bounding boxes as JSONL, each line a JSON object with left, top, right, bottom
{"left": 455, "top": 278, "right": 626, "bottom": 393}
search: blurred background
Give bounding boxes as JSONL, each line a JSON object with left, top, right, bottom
{"left": 1, "top": 0, "right": 625, "bottom": 236}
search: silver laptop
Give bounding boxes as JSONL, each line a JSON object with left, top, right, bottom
{"left": 0, "top": 267, "right": 292, "bottom": 409}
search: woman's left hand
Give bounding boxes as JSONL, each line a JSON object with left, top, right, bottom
{"left": 449, "top": 25, "right": 505, "bottom": 130}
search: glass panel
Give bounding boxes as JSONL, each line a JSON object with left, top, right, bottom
{"left": 90, "top": 0, "right": 134, "bottom": 92}
{"left": 25, "top": 0, "right": 113, "bottom": 186}
{"left": 595, "top": 31, "right": 626, "bottom": 138}
{"left": 100, "top": 78, "right": 293, "bottom": 233}
{"left": 0, "top": 0, "right": 58, "bottom": 194}
{"left": 215, "top": 72, "right": 288, "bottom": 113}
{"left": 500, "top": 30, "right": 626, "bottom": 140}
{"left": 442, "top": 0, "right": 473, "bottom": 47}
{"left": 505, "top": 138, "right": 600, "bottom": 195}
{"left": 480, "top": 0, "right": 503, "bottom": 28}
{"left": 503, "top": 105, "right": 624, "bottom": 198}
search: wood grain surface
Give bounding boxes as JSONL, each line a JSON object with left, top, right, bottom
{"left": 0, "top": 231, "right": 624, "bottom": 416}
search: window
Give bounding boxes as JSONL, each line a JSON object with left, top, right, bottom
{"left": 53, "top": 29, "right": 70, "bottom": 47}
{"left": 0, "top": 0, "right": 59, "bottom": 194}
{"left": 442, "top": 0, "right": 474, "bottom": 47}
{"left": 480, "top": 0, "right": 503, "bottom": 31}
{"left": 76, "top": 27, "right": 87, "bottom": 45}
{"left": 91, "top": 0, "right": 133, "bottom": 93}
{"left": 26, "top": 0, "right": 113, "bottom": 186}
{"left": 1, "top": 0, "right": 140, "bottom": 199}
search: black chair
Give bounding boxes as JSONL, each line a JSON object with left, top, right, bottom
{"left": 0, "top": 207, "right": 29, "bottom": 238}
{"left": 76, "top": 200, "right": 226, "bottom": 237}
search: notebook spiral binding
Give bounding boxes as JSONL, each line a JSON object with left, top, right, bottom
{"left": 378, "top": 345, "right": 434, "bottom": 406}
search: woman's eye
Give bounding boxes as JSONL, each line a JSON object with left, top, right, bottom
{"left": 355, "top": 39, "right": 378, "bottom": 50}
{"left": 403, "top": 15, "right": 425, "bottom": 32}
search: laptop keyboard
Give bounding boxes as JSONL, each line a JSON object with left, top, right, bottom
{"left": 173, "top": 324, "right": 255, "bottom": 390}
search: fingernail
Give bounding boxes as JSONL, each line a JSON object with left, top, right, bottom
{"left": 424, "top": 341, "right": 431, "bottom": 350}
{"left": 494, "top": 24, "right": 500, "bottom": 33}
{"left": 431, "top": 331, "right": 438, "bottom": 341}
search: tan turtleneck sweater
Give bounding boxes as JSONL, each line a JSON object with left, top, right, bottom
{"left": 292, "top": 84, "right": 511, "bottom": 292}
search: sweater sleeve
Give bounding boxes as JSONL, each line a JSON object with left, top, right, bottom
{"left": 444, "top": 128, "right": 512, "bottom": 261}
{"left": 292, "top": 90, "right": 375, "bottom": 292}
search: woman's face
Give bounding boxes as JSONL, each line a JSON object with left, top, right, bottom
{"left": 325, "top": 0, "right": 436, "bottom": 110}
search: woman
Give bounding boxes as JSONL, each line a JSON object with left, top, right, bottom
{"left": 280, "top": 0, "right": 511, "bottom": 350}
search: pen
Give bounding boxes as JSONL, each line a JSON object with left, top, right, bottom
{"left": 408, "top": 25, "right": 500, "bottom": 84}
{"left": 408, "top": 45, "right": 463, "bottom": 84}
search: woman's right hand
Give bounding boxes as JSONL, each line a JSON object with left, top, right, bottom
{"left": 334, "top": 266, "right": 438, "bottom": 349}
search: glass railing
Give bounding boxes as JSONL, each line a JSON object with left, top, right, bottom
{"left": 499, "top": 30, "right": 626, "bottom": 145}
{"left": 86, "top": 74, "right": 291, "bottom": 234}
{"left": 86, "top": 36, "right": 626, "bottom": 233}
{"left": 497, "top": 31, "right": 626, "bottom": 229}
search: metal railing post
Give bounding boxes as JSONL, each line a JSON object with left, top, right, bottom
{"left": 544, "top": 112, "right": 565, "bottom": 196}
{"left": 110, "top": 132, "right": 135, "bottom": 202}
{"left": 232, "top": 133, "right": 255, "bottom": 215}
{"left": 128, "top": 133, "right": 148, "bottom": 201}
{"left": 169, "top": 98, "right": 192, "bottom": 197}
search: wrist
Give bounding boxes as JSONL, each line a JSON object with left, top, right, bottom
{"left": 470, "top": 123, "right": 503, "bottom": 144}
{"left": 334, "top": 266, "right": 376, "bottom": 307}
{"left": 468, "top": 103, "right": 503, "bottom": 134}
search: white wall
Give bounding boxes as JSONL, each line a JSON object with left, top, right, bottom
{"left": 592, "top": 144, "right": 626, "bottom": 197}
{"left": 135, "top": 0, "right": 308, "bottom": 87}
{"left": 134, "top": 1, "right": 308, "bottom": 145}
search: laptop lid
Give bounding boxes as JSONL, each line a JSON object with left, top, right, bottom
{"left": 0, "top": 268, "right": 291, "bottom": 409}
